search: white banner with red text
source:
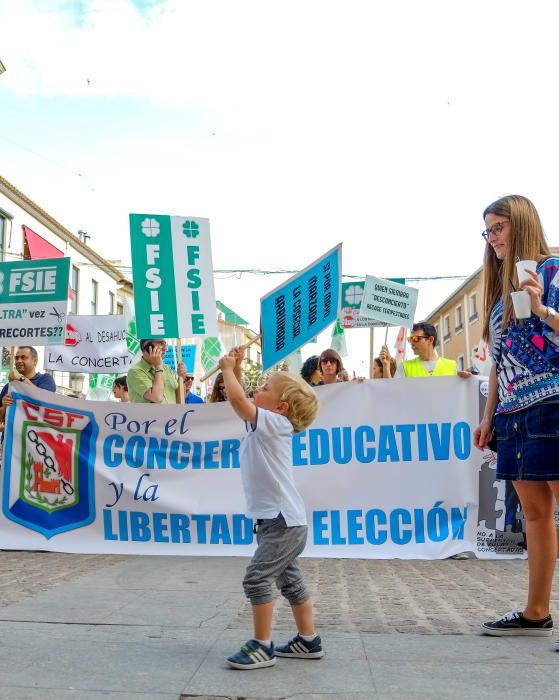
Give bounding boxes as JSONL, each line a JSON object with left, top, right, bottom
{"left": 0, "top": 378, "right": 528, "bottom": 558}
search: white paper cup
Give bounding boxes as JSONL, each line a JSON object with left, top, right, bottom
{"left": 511, "top": 290, "right": 532, "bottom": 319}
{"left": 516, "top": 259, "right": 537, "bottom": 284}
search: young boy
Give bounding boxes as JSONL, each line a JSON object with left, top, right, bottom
{"left": 218, "top": 347, "right": 323, "bottom": 670}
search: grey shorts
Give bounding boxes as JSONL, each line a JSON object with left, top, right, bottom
{"left": 242, "top": 513, "right": 309, "bottom": 606}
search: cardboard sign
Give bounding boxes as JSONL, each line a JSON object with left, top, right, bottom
{"left": 340, "top": 279, "right": 405, "bottom": 329}
{"left": 260, "top": 245, "right": 341, "bottom": 370}
{"left": 129, "top": 214, "right": 218, "bottom": 339}
{"left": 360, "top": 276, "right": 418, "bottom": 328}
{"left": 44, "top": 315, "right": 139, "bottom": 373}
{"left": 164, "top": 344, "right": 196, "bottom": 374}
{"left": 0, "top": 257, "right": 70, "bottom": 345}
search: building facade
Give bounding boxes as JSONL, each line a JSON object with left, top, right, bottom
{"left": 425, "top": 268, "right": 484, "bottom": 371}
{"left": 0, "top": 175, "right": 133, "bottom": 394}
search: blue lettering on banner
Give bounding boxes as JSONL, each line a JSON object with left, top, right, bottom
{"left": 292, "top": 422, "right": 471, "bottom": 465}
{"left": 103, "top": 435, "right": 241, "bottom": 469}
{"left": 103, "top": 510, "right": 254, "bottom": 544}
{"left": 102, "top": 421, "right": 469, "bottom": 472}
{"left": 312, "top": 504, "right": 468, "bottom": 546}
{"left": 102, "top": 506, "right": 467, "bottom": 547}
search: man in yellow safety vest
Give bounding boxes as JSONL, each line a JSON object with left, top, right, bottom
{"left": 381, "top": 322, "right": 471, "bottom": 378}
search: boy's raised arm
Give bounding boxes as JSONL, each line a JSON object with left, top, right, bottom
{"left": 219, "top": 352, "right": 256, "bottom": 424}
{"left": 231, "top": 345, "right": 245, "bottom": 384}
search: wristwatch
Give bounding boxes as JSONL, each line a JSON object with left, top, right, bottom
{"left": 19, "top": 375, "right": 25, "bottom": 382}
{"left": 154, "top": 368, "right": 164, "bottom": 373}
{"left": 543, "top": 307, "right": 557, "bottom": 322}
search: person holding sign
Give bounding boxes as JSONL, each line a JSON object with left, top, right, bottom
{"left": 127, "top": 339, "right": 187, "bottom": 404}
{"left": 0, "top": 346, "right": 56, "bottom": 429}
{"left": 219, "top": 347, "right": 323, "bottom": 670}
{"left": 473, "top": 195, "right": 559, "bottom": 644}
{"left": 373, "top": 355, "right": 396, "bottom": 378}
{"left": 381, "top": 323, "right": 471, "bottom": 378}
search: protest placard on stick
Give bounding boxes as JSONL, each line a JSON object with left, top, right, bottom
{"left": 359, "top": 276, "right": 418, "bottom": 329}
{"left": 260, "top": 244, "right": 342, "bottom": 370}
{"left": 0, "top": 257, "right": 70, "bottom": 345}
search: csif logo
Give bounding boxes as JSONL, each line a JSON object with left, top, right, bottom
{"left": 2, "top": 395, "right": 98, "bottom": 538}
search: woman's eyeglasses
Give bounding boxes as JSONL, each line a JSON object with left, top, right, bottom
{"left": 482, "top": 220, "right": 508, "bottom": 242}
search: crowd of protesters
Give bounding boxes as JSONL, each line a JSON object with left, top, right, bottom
{"left": 2, "top": 193, "right": 559, "bottom": 666}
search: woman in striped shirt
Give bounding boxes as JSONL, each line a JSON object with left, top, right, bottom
{"left": 474, "top": 195, "right": 559, "bottom": 645}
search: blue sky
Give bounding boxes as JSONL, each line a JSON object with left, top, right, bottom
{"left": 1, "top": 0, "right": 559, "bottom": 372}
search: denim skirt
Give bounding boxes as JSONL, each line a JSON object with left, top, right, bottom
{"left": 495, "top": 398, "right": 559, "bottom": 481}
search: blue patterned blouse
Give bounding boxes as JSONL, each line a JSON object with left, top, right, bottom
{"left": 489, "top": 256, "right": 559, "bottom": 414}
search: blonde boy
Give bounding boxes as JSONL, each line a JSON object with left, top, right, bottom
{"left": 219, "top": 347, "right": 323, "bottom": 670}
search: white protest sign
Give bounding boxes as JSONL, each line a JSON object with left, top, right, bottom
{"left": 44, "top": 315, "right": 140, "bottom": 373}
{"left": 340, "top": 279, "right": 405, "bottom": 329}
{"left": 360, "top": 276, "right": 418, "bottom": 328}
{"left": 0, "top": 257, "right": 70, "bottom": 345}
{"left": 129, "top": 214, "right": 218, "bottom": 339}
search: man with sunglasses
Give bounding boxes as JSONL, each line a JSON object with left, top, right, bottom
{"left": 382, "top": 322, "right": 471, "bottom": 378}
{"left": 184, "top": 373, "right": 204, "bottom": 404}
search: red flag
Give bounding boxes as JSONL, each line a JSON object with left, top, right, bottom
{"left": 22, "top": 225, "right": 73, "bottom": 299}
{"left": 394, "top": 326, "right": 407, "bottom": 361}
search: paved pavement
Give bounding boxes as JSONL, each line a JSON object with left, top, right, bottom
{"left": 0, "top": 552, "right": 558, "bottom": 699}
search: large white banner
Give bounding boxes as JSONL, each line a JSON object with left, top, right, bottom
{"left": 0, "top": 378, "right": 528, "bottom": 559}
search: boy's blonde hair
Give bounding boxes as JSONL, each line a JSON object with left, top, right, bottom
{"left": 270, "top": 372, "right": 319, "bottom": 433}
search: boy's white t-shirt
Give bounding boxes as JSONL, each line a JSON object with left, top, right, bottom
{"left": 239, "top": 407, "right": 307, "bottom": 527}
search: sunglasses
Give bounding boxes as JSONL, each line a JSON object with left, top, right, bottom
{"left": 321, "top": 357, "right": 337, "bottom": 365}
{"left": 407, "top": 335, "right": 430, "bottom": 343}
{"left": 185, "top": 376, "right": 194, "bottom": 381}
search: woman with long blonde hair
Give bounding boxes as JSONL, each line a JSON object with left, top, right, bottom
{"left": 474, "top": 195, "right": 559, "bottom": 647}
{"left": 207, "top": 372, "right": 228, "bottom": 403}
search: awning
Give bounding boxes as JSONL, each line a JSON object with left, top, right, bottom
{"left": 22, "top": 225, "right": 72, "bottom": 299}
{"left": 22, "top": 225, "right": 64, "bottom": 259}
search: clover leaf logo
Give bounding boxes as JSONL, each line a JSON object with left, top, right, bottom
{"left": 344, "top": 284, "right": 364, "bottom": 307}
{"left": 182, "top": 220, "right": 200, "bottom": 238}
{"left": 141, "top": 218, "right": 160, "bottom": 237}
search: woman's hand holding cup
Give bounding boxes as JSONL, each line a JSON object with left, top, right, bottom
{"left": 516, "top": 264, "right": 545, "bottom": 318}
